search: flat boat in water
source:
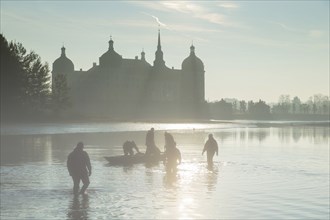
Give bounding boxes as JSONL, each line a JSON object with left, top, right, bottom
{"left": 105, "top": 153, "right": 165, "bottom": 166}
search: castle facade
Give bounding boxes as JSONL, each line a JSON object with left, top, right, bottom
{"left": 52, "top": 31, "right": 206, "bottom": 120}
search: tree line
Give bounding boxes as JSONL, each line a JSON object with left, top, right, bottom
{"left": 208, "top": 95, "right": 329, "bottom": 120}
{"left": 1, "top": 34, "right": 69, "bottom": 122}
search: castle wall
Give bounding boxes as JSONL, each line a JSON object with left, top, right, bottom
{"left": 52, "top": 37, "right": 205, "bottom": 120}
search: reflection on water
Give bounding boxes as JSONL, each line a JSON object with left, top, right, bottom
{"left": 0, "top": 135, "right": 54, "bottom": 165}
{"left": 0, "top": 123, "right": 329, "bottom": 219}
{"left": 0, "top": 126, "right": 327, "bottom": 165}
{"left": 1, "top": 126, "right": 328, "bottom": 166}
{"left": 212, "top": 127, "right": 329, "bottom": 150}
{"left": 163, "top": 172, "right": 178, "bottom": 188}
{"left": 206, "top": 165, "right": 218, "bottom": 193}
{"left": 67, "top": 194, "right": 89, "bottom": 220}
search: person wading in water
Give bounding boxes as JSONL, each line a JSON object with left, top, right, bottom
{"left": 202, "top": 134, "right": 218, "bottom": 167}
{"left": 145, "top": 128, "right": 161, "bottom": 157}
{"left": 164, "top": 132, "right": 181, "bottom": 174}
{"left": 67, "top": 142, "right": 92, "bottom": 196}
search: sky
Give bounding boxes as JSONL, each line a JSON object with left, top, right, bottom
{"left": 1, "top": 1, "right": 329, "bottom": 103}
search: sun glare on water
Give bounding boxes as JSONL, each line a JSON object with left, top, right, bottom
{"left": 162, "top": 123, "right": 207, "bottom": 132}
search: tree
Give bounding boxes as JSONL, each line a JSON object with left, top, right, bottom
{"left": 1, "top": 35, "right": 27, "bottom": 120}
{"left": 0, "top": 34, "right": 51, "bottom": 120}
{"left": 291, "top": 96, "right": 301, "bottom": 114}
{"left": 209, "top": 99, "right": 233, "bottom": 119}
{"left": 24, "top": 54, "right": 51, "bottom": 113}
{"left": 239, "top": 100, "right": 247, "bottom": 114}
{"left": 1, "top": 35, "right": 23, "bottom": 112}
{"left": 248, "top": 100, "right": 271, "bottom": 119}
{"left": 247, "top": 101, "right": 254, "bottom": 113}
{"left": 301, "top": 103, "right": 310, "bottom": 114}
{"left": 232, "top": 99, "right": 238, "bottom": 114}
{"left": 278, "top": 94, "right": 290, "bottom": 113}
{"left": 312, "top": 94, "right": 329, "bottom": 115}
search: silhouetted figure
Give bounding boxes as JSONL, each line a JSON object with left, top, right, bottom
{"left": 145, "top": 128, "right": 161, "bottom": 156}
{"left": 123, "top": 141, "right": 140, "bottom": 156}
{"left": 164, "top": 133, "right": 181, "bottom": 174}
{"left": 67, "top": 142, "right": 92, "bottom": 195}
{"left": 164, "top": 131, "right": 175, "bottom": 152}
{"left": 202, "top": 134, "right": 218, "bottom": 167}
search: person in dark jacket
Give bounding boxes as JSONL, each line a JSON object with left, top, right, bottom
{"left": 123, "top": 140, "right": 140, "bottom": 156}
{"left": 67, "top": 142, "right": 92, "bottom": 195}
{"left": 164, "top": 132, "right": 175, "bottom": 152}
{"left": 145, "top": 128, "right": 160, "bottom": 156}
{"left": 164, "top": 132, "right": 181, "bottom": 174}
{"left": 202, "top": 134, "right": 218, "bottom": 167}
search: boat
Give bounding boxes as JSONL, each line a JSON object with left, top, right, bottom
{"left": 104, "top": 153, "right": 165, "bottom": 166}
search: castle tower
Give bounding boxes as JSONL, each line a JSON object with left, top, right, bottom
{"left": 52, "top": 46, "right": 74, "bottom": 74}
{"left": 181, "top": 44, "right": 205, "bottom": 117}
{"left": 99, "top": 36, "right": 122, "bottom": 68}
{"left": 153, "top": 30, "right": 165, "bottom": 67}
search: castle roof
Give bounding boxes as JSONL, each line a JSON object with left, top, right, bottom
{"left": 182, "top": 45, "right": 204, "bottom": 72}
{"left": 99, "top": 37, "right": 123, "bottom": 68}
{"left": 53, "top": 46, "right": 74, "bottom": 73}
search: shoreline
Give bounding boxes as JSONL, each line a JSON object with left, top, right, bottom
{"left": 1, "top": 120, "right": 329, "bottom": 136}
{"left": 1, "top": 118, "right": 329, "bottom": 126}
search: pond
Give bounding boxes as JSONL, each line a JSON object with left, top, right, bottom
{"left": 1, "top": 122, "right": 329, "bottom": 219}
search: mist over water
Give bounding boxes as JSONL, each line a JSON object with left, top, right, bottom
{"left": 1, "top": 122, "right": 329, "bottom": 219}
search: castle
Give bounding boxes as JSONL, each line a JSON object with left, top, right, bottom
{"left": 52, "top": 31, "right": 206, "bottom": 120}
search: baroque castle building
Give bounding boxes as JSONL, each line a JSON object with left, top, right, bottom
{"left": 52, "top": 31, "right": 206, "bottom": 120}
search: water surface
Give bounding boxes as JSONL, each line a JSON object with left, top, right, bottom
{"left": 1, "top": 123, "right": 329, "bottom": 219}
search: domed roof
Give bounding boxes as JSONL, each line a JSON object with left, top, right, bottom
{"left": 182, "top": 45, "right": 204, "bottom": 72}
{"left": 99, "top": 38, "right": 122, "bottom": 68}
{"left": 52, "top": 47, "right": 74, "bottom": 73}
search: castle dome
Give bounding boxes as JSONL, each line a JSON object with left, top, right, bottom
{"left": 52, "top": 46, "right": 74, "bottom": 74}
{"left": 99, "top": 37, "right": 122, "bottom": 68}
{"left": 182, "top": 45, "right": 204, "bottom": 72}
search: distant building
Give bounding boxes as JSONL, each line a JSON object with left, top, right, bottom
{"left": 52, "top": 31, "right": 206, "bottom": 120}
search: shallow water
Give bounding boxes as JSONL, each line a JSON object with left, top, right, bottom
{"left": 1, "top": 123, "right": 329, "bottom": 219}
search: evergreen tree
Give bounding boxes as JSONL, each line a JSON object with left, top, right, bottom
{"left": 1, "top": 34, "right": 25, "bottom": 119}
{"left": 24, "top": 54, "right": 51, "bottom": 113}
{"left": 0, "top": 34, "right": 51, "bottom": 121}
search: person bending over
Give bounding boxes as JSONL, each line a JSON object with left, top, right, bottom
{"left": 123, "top": 141, "right": 140, "bottom": 156}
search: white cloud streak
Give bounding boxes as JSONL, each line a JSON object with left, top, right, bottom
{"left": 133, "top": 1, "right": 233, "bottom": 27}
{"left": 272, "top": 22, "right": 301, "bottom": 32}
{"left": 161, "top": 1, "right": 229, "bottom": 26}
{"left": 141, "top": 12, "right": 169, "bottom": 29}
{"left": 272, "top": 21, "right": 325, "bottom": 38}
{"left": 217, "top": 2, "right": 240, "bottom": 9}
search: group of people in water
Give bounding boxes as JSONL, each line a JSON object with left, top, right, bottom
{"left": 67, "top": 128, "right": 219, "bottom": 196}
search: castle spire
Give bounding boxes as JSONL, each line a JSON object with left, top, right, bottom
{"left": 190, "top": 44, "right": 195, "bottom": 55}
{"left": 157, "top": 29, "right": 161, "bottom": 50}
{"left": 109, "top": 35, "right": 114, "bottom": 51}
{"left": 141, "top": 48, "right": 146, "bottom": 61}
{"left": 154, "top": 29, "right": 165, "bottom": 66}
{"left": 61, "top": 46, "right": 66, "bottom": 57}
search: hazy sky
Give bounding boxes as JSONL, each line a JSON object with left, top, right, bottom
{"left": 1, "top": 1, "right": 329, "bottom": 102}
